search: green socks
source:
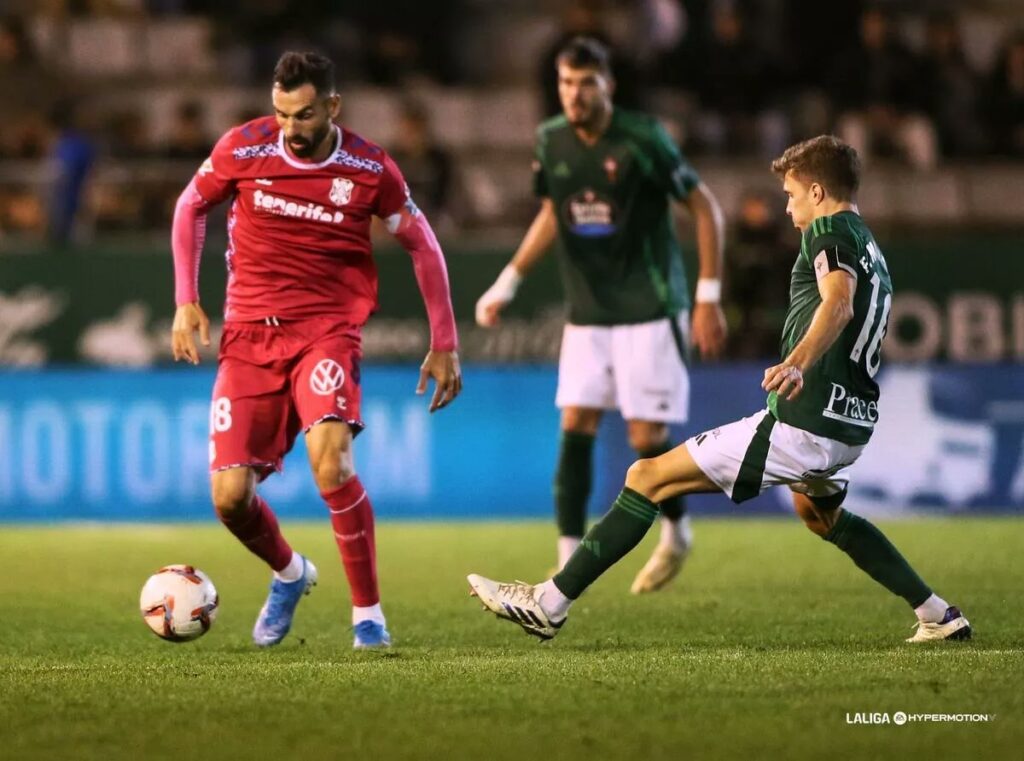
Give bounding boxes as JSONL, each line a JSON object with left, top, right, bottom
{"left": 554, "top": 431, "right": 595, "bottom": 538}
{"left": 636, "top": 440, "right": 686, "bottom": 521}
{"left": 554, "top": 488, "right": 659, "bottom": 599}
{"left": 825, "top": 509, "right": 932, "bottom": 607}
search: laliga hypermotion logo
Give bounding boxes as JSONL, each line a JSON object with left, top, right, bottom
{"left": 310, "top": 359, "right": 345, "bottom": 395}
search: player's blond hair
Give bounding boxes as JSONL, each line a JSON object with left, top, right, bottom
{"left": 771, "top": 136, "right": 860, "bottom": 202}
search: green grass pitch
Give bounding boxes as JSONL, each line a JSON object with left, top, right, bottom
{"left": 1, "top": 518, "right": 1021, "bottom": 761}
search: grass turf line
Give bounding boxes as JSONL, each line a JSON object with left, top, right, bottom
{"left": 0, "top": 518, "right": 1021, "bottom": 761}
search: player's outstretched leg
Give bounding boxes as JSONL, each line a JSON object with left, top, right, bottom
{"left": 322, "top": 476, "right": 391, "bottom": 649}
{"left": 630, "top": 438, "right": 693, "bottom": 595}
{"left": 793, "top": 492, "right": 971, "bottom": 643}
{"left": 469, "top": 486, "right": 659, "bottom": 640}
{"left": 469, "top": 444, "right": 715, "bottom": 639}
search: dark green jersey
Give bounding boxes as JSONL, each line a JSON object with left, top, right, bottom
{"left": 768, "top": 212, "right": 893, "bottom": 446}
{"left": 533, "top": 109, "right": 700, "bottom": 325}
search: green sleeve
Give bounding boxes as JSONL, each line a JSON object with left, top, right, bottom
{"left": 649, "top": 120, "right": 700, "bottom": 200}
{"left": 806, "top": 224, "right": 861, "bottom": 280}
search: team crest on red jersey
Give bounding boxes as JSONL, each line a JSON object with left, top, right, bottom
{"left": 330, "top": 177, "right": 354, "bottom": 206}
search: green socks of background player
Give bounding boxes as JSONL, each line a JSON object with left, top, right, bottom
{"left": 554, "top": 431, "right": 595, "bottom": 567}
{"left": 545, "top": 488, "right": 659, "bottom": 615}
{"left": 824, "top": 509, "right": 950, "bottom": 621}
{"left": 555, "top": 434, "right": 688, "bottom": 569}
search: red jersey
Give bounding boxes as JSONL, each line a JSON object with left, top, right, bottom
{"left": 192, "top": 117, "right": 409, "bottom": 324}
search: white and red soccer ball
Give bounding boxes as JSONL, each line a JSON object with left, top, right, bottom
{"left": 139, "top": 565, "right": 219, "bottom": 642}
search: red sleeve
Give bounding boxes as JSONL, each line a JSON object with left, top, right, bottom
{"left": 192, "top": 129, "right": 238, "bottom": 206}
{"left": 171, "top": 129, "right": 237, "bottom": 306}
{"left": 375, "top": 153, "right": 410, "bottom": 219}
{"left": 388, "top": 205, "right": 459, "bottom": 352}
{"left": 171, "top": 180, "right": 213, "bottom": 306}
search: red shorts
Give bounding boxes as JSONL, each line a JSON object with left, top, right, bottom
{"left": 209, "top": 317, "right": 363, "bottom": 478}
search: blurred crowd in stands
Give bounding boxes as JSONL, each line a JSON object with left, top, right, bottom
{"left": 0, "top": 0, "right": 1022, "bottom": 357}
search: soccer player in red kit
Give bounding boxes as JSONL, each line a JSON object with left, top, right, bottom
{"left": 170, "top": 52, "right": 461, "bottom": 649}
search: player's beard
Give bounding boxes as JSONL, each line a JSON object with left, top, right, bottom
{"left": 566, "top": 99, "right": 607, "bottom": 132}
{"left": 287, "top": 122, "right": 333, "bottom": 159}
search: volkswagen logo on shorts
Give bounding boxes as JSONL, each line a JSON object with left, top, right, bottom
{"left": 310, "top": 359, "right": 345, "bottom": 395}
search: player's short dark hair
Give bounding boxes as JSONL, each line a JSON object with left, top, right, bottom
{"left": 556, "top": 36, "right": 612, "bottom": 78}
{"left": 771, "top": 135, "right": 861, "bottom": 201}
{"left": 273, "top": 51, "right": 336, "bottom": 95}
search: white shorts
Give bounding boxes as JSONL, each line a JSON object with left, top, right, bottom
{"left": 685, "top": 409, "right": 865, "bottom": 504}
{"left": 555, "top": 312, "right": 690, "bottom": 424}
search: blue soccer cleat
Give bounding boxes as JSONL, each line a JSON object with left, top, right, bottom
{"left": 252, "top": 555, "right": 318, "bottom": 647}
{"left": 353, "top": 619, "right": 392, "bottom": 649}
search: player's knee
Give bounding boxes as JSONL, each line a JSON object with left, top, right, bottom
{"left": 624, "top": 457, "right": 662, "bottom": 499}
{"left": 312, "top": 457, "right": 354, "bottom": 493}
{"left": 792, "top": 495, "right": 834, "bottom": 538}
{"left": 211, "top": 477, "right": 254, "bottom": 519}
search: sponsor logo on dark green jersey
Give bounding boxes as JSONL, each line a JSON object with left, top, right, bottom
{"left": 563, "top": 189, "right": 618, "bottom": 237}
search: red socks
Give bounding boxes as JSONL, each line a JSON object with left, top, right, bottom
{"left": 217, "top": 493, "right": 293, "bottom": 572}
{"left": 322, "top": 476, "right": 380, "bottom": 607}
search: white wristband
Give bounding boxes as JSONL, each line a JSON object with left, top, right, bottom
{"left": 494, "top": 264, "right": 523, "bottom": 296}
{"left": 475, "top": 265, "right": 523, "bottom": 325}
{"left": 695, "top": 278, "right": 721, "bottom": 304}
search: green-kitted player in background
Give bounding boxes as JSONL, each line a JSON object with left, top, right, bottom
{"left": 476, "top": 36, "right": 727, "bottom": 593}
{"left": 469, "top": 135, "right": 973, "bottom": 645}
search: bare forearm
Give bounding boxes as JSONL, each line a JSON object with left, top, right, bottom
{"left": 510, "top": 201, "right": 558, "bottom": 275}
{"left": 786, "top": 298, "right": 853, "bottom": 372}
{"left": 688, "top": 183, "right": 724, "bottom": 280}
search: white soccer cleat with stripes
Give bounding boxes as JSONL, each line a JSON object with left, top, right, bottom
{"left": 467, "top": 574, "right": 565, "bottom": 641}
{"left": 906, "top": 606, "right": 972, "bottom": 643}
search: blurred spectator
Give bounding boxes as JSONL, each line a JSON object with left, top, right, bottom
{"left": 107, "top": 109, "right": 155, "bottom": 159}
{"left": 686, "top": 1, "right": 787, "bottom": 157}
{"left": 830, "top": 6, "right": 938, "bottom": 169}
{"left": 388, "top": 99, "right": 458, "bottom": 234}
{"left": 163, "top": 100, "right": 211, "bottom": 160}
{"left": 920, "top": 12, "right": 988, "bottom": 157}
{"left": 0, "top": 187, "right": 46, "bottom": 237}
{"left": 988, "top": 30, "right": 1024, "bottom": 158}
{"left": 538, "top": 0, "right": 644, "bottom": 118}
{"left": 46, "top": 100, "right": 97, "bottom": 246}
{"left": 352, "top": 1, "right": 466, "bottom": 86}
{"left": 0, "top": 15, "right": 66, "bottom": 159}
{"left": 724, "top": 189, "right": 792, "bottom": 359}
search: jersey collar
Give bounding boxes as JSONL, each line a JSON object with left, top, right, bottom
{"left": 277, "top": 124, "right": 344, "bottom": 170}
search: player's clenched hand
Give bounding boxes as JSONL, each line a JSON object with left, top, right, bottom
{"left": 416, "top": 350, "right": 462, "bottom": 412}
{"left": 691, "top": 302, "right": 727, "bottom": 360}
{"left": 171, "top": 302, "right": 211, "bottom": 365}
{"left": 762, "top": 363, "right": 803, "bottom": 400}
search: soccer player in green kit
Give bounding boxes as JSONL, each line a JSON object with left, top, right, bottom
{"left": 476, "top": 37, "right": 727, "bottom": 594}
{"left": 469, "top": 135, "right": 972, "bottom": 645}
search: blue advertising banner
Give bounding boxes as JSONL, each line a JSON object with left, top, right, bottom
{"left": 0, "top": 365, "right": 1021, "bottom": 521}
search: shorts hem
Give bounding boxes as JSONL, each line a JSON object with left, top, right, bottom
{"left": 303, "top": 414, "right": 366, "bottom": 436}
{"left": 683, "top": 439, "right": 734, "bottom": 500}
